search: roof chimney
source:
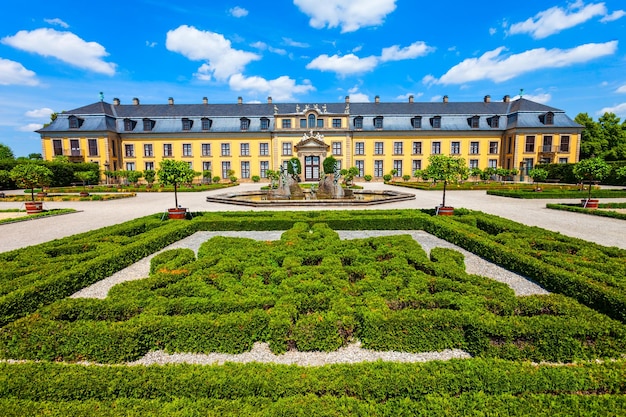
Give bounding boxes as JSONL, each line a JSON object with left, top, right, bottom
{"left": 375, "top": 95, "right": 380, "bottom": 104}
{"left": 443, "top": 95, "right": 448, "bottom": 103}
{"left": 503, "top": 95, "right": 510, "bottom": 103}
{"left": 113, "top": 98, "right": 120, "bottom": 106}
{"left": 267, "top": 96, "right": 272, "bottom": 104}
{"left": 132, "top": 97, "right": 140, "bottom": 105}
{"left": 345, "top": 95, "right": 350, "bottom": 104}
{"left": 202, "top": 97, "right": 208, "bottom": 105}
{"left": 484, "top": 95, "right": 491, "bottom": 103}
{"left": 168, "top": 97, "right": 174, "bottom": 105}
{"left": 408, "top": 95, "right": 414, "bottom": 103}
{"left": 238, "top": 96, "right": 243, "bottom": 105}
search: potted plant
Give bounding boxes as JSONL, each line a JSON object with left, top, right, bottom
{"left": 425, "top": 154, "right": 469, "bottom": 215}
{"left": 528, "top": 168, "right": 548, "bottom": 191}
{"left": 9, "top": 163, "right": 53, "bottom": 214}
{"left": 157, "top": 159, "right": 196, "bottom": 219}
{"left": 364, "top": 174, "right": 372, "bottom": 182}
{"left": 202, "top": 170, "right": 212, "bottom": 184}
{"left": 573, "top": 156, "right": 611, "bottom": 209}
{"left": 126, "top": 170, "right": 143, "bottom": 188}
{"left": 74, "top": 170, "right": 98, "bottom": 196}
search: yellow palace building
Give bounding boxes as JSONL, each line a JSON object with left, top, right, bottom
{"left": 37, "top": 94, "right": 582, "bottom": 182}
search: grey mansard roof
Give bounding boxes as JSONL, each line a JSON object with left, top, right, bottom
{"left": 37, "top": 98, "right": 582, "bottom": 135}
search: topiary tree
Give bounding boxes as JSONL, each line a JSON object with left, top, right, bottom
{"left": 322, "top": 156, "right": 337, "bottom": 175}
{"left": 528, "top": 168, "right": 549, "bottom": 190}
{"left": 125, "top": 170, "right": 143, "bottom": 186}
{"left": 287, "top": 157, "right": 302, "bottom": 176}
{"left": 425, "top": 154, "right": 469, "bottom": 208}
{"left": 157, "top": 159, "right": 196, "bottom": 208}
{"left": 573, "top": 157, "right": 612, "bottom": 201}
{"left": 0, "top": 169, "right": 10, "bottom": 189}
{"left": 143, "top": 169, "right": 156, "bottom": 187}
{"left": 9, "top": 163, "right": 53, "bottom": 201}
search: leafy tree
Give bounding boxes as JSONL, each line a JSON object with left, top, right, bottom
{"left": 322, "top": 156, "right": 337, "bottom": 174}
{"left": 425, "top": 154, "right": 469, "bottom": 207}
{"left": 28, "top": 153, "right": 43, "bottom": 160}
{"left": 157, "top": 159, "right": 196, "bottom": 208}
{"left": 126, "top": 170, "right": 143, "bottom": 186}
{"left": 528, "top": 168, "right": 548, "bottom": 189}
{"left": 9, "top": 163, "right": 53, "bottom": 201}
{"left": 0, "top": 143, "right": 15, "bottom": 160}
{"left": 0, "top": 170, "right": 10, "bottom": 189}
{"left": 598, "top": 112, "right": 626, "bottom": 153}
{"left": 74, "top": 171, "right": 98, "bottom": 188}
{"left": 202, "top": 170, "right": 212, "bottom": 184}
{"left": 616, "top": 166, "right": 626, "bottom": 180}
{"left": 469, "top": 167, "right": 482, "bottom": 181}
{"left": 573, "top": 156, "right": 611, "bottom": 200}
{"left": 143, "top": 169, "right": 156, "bottom": 186}
{"left": 575, "top": 113, "right": 606, "bottom": 159}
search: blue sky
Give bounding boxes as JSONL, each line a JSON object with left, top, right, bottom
{"left": 0, "top": 0, "right": 624, "bottom": 157}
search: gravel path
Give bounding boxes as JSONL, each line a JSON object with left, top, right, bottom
{"left": 129, "top": 342, "right": 471, "bottom": 366}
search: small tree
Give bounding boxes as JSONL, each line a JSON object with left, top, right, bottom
{"left": 202, "top": 170, "right": 212, "bottom": 184}
{"left": 0, "top": 170, "right": 11, "bottom": 189}
{"left": 143, "top": 169, "right": 156, "bottom": 187}
{"left": 74, "top": 170, "right": 98, "bottom": 188}
{"left": 616, "top": 166, "right": 626, "bottom": 181}
{"left": 425, "top": 154, "right": 469, "bottom": 208}
{"left": 322, "top": 156, "right": 337, "bottom": 175}
{"left": 573, "top": 157, "right": 611, "bottom": 201}
{"left": 469, "top": 167, "right": 482, "bottom": 182}
{"left": 157, "top": 159, "right": 196, "bottom": 208}
{"left": 9, "top": 163, "right": 53, "bottom": 201}
{"left": 126, "top": 170, "right": 143, "bottom": 186}
{"left": 528, "top": 168, "right": 548, "bottom": 190}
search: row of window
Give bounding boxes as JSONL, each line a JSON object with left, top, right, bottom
{"left": 524, "top": 135, "right": 570, "bottom": 153}
{"left": 122, "top": 142, "right": 291, "bottom": 158}
{"left": 69, "top": 111, "right": 557, "bottom": 132}
{"left": 354, "top": 141, "right": 500, "bottom": 156}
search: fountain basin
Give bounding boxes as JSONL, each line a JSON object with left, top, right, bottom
{"left": 206, "top": 189, "right": 415, "bottom": 207}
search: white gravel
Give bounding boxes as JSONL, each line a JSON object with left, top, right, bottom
{"left": 128, "top": 341, "right": 471, "bottom": 366}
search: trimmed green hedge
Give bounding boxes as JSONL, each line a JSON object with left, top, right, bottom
{"left": 487, "top": 188, "right": 626, "bottom": 199}
{"left": 546, "top": 203, "right": 626, "bottom": 220}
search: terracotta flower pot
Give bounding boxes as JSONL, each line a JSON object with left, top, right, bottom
{"left": 437, "top": 206, "right": 454, "bottom": 216}
{"left": 79, "top": 191, "right": 90, "bottom": 197}
{"left": 581, "top": 199, "right": 599, "bottom": 209}
{"left": 168, "top": 207, "right": 188, "bottom": 219}
{"left": 25, "top": 201, "right": 43, "bottom": 214}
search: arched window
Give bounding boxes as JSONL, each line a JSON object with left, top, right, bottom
{"left": 308, "top": 114, "right": 316, "bottom": 128}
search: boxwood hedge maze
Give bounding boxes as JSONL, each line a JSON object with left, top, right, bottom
{"left": 1, "top": 209, "right": 625, "bottom": 416}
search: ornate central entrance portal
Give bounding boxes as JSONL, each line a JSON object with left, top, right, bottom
{"left": 295, "top": 130, "right": 329, "bottom": 182}
{"left": 304, "top": 156, "right": 320, "bottom": 181}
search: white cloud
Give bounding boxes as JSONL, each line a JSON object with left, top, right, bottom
{"left": 146, "top": 41, "right": 157, "bottom": 48}
{"left": 306, "top": 53, "right": 378, "bottom": 75}
{"left": 1, "top": 28, "right": 116, "bottom": 75}
{"left": 489, "top": 27, "right": 497, "bottom": 36}
{"left": 600, "top": 9, "right": 626, "bottom": 22}
{"left": 599, "top": 102, "right": 626, "bottom": 117}
{"left": 251, "top": 41, "right": 287, "bottom": 55}
{"left": 428, "top": 41, "right": 618, "bottom": 85}
{"left": 349, "top": 93, "right": 370, "bottom": 102}
{"left": 508, "top": 1, "right": 607, "bottom": 39}
{"left": 0, "top": 57, "right": 39, "bottom": 86}
{"left": 228, "top": 73, "right": 315, "bottom": 101}
{"left": 166, "top": 25, "right": 260, "bottom": 81}
{"left": 229, "top": 6, "right": 248, "bottom": 18}
{"left": 25, "top": 108, "right": 54, "bottom": 118}
{"left": 396, "top": 92, "right": 423, "bottom": 100}
{"left": 44, "top": 18, "right": 69, "bottom": 28}
{"left": 283, "top": 37, "right": 309, "bottom": 48}
{"left": 617, "top": 85, "right": 626, "bottom": 93}
{"left": 514, "top": 92, "right": 552, "bottom": 104}
{"left": 380, "top": 41, "right": 434, "bottom": 62}
{"left": 421, "top": 74, "right": 437, "bottom": 86}
{"left": 294, "top": 0, "right": 397, "bottom": 33}
{"left": 17, "top": 123, "right": 44, "bottom": 132}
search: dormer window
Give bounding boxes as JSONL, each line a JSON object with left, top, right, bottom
{"left": 374, "top": 116, "right": 384, "bottom": 129}
{"left": 260, "top": 117, "right": 270, "bottom": 130}
{"left": 488, "top": 116, "right": 499, "bottom": 128}
{"left": 354, "top": 116, "right": 363, "bottom": 129}
{"left": 182, "top": 118, "right": 193, "bottom": 131}
{"left": 468, "top": 115, "right": 480, "bottom": 128}
{"left": 240, "top": 117, "right": 250, "bottom": 130}
{"left": 201, "top": 118, "right": 212, "bottom": 130}
{"left": 123, "top": 118, "right": 136, "bottom": 131}
{"left": 308, "top": 114, "right": 316, "bottom": 128}
{"left": 544, "top": 112, "right": 554, "bottom": 125}
{"left": 430, "top": 116, "right": 441, "bottom": 128}
{"left": 143, "top": 118, "right": 155, "bottom": 131}
{"left": 411, "top": 116, "right": 422, "bottom": 129}
{"left": 68, "top": 115, "right": 83, "bottom": 129}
